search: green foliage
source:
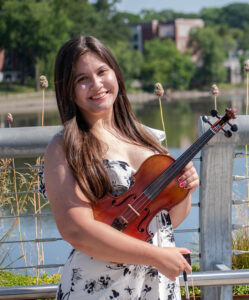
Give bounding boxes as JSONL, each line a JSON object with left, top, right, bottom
{"left": 200, "top": 3, "right": 249, "bottom": 29}
{"left": 232, "top": 228, "right": 249, "bottom": 269}
{"left": 188, "top": 27, "right": 227, "bottom": 86}
{"left": 142, "top": 38, "right": 194, "bottom": 90}
{"left": 0, "top": 271, "right": 60, "bottom": 286}
{"left": 109, "top": 40, "right": 143, "bottom": 88}
{"left": 0, "top": 0, "right": 71, "bottom": 85}
{"left": 140, "top": 9, "right": 199, "bottom": 22}
{"left": 0, "top": 0, "right": 248, "bottom": 92}
{"left": 0, "top": 82, "right": 36, "bottom": 95}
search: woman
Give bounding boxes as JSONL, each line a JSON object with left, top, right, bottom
{"left": 40, "top": 35, "right": 199, "bottom": 299}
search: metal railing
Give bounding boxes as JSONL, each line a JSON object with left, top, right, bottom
{"left": 1, "top": 269, "right": 249, "bottom": 299}
{"left": 0, "top": 118, "right": 249, "bottom": 299}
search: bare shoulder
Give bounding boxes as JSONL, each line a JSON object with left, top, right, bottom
{"left": 44, "top": 133, "right": 64, "bottom": 163}
{"left": 43, "top": 133, "right": 91, "bottom": 205}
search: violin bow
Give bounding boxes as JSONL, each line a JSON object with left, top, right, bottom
{"left": 183, "top": 253, "right": 192, "bottom": 300}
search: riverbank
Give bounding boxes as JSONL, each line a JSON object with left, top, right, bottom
{"left": 0, "top": 87, "right": 246, "bottom": 114}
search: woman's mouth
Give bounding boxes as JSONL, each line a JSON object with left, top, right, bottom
{"left": 89, "top": 91, "right": 108, "bottom": 100}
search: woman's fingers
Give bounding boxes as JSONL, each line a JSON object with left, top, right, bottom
{"left": 178, "top": 248, "right": 192, "bottom": 273}
{"left": 157, "top": 247, "right": 192, "bottom": 280}
{"left": 178, "top": 162, "right": 199, "bottom": 192}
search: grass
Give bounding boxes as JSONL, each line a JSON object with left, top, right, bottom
{"left": 0, "top": 271, "right": 60, "bottom": 300}
{"left": 0, "top": 82, "right": 36, "bottom": 95}
{"left": 0, "top": 270, "right": 60, "bottom": 286}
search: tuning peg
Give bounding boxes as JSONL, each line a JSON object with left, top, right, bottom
{"left": 202, "top": 116, "right": 209, "bottom": 123}
{"left": 211, "top": 109, "right": 219, "bottom": 117}
{"left": 224, "top": 130, "right": 232, "bottom": 138}
{"left": 230, "top": 124, "right": 238, "bottom": 132}
{"left": 202, "top": 116, "right": 213, "bottom": 127}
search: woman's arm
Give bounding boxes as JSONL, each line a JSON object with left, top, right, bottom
{"left": 44, "top": 135, "right": 191, "bottom": 281}
{"left": 169, "top": 161, "right": 199, "bottom": 228}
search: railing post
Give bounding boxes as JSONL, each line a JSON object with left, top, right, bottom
{"left": 198, "top": 115, "right": 249, "bottom": 300}
{"left": 200, "top": 143, "right": 234, "bottom": 300}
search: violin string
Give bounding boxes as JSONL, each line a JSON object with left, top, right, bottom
{"left": 121, "top": 129, "right": 215, "bottom": 223}
{"left": 121, "top": 130, "right": 215, "bottom": 223}
{"left": 146, "top": 129, "right": 214, "bottom": 200}
{"left": 122, "top": 115, "right": 230, "bottom": 222}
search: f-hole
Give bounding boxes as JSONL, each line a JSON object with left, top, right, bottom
{"left": 112, "top": 193, "right": 136, "bottom": 207}
{"left": 137, "top": 208, "right": 150, "bottom": 233}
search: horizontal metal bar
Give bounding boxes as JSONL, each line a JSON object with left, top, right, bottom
{"left": 232, "top": 199, "right": 249, "bottom": 205}
{"left": 0, "top": 189, "right": 38, "bottom": 196}
{"left": 215, "top": 263, "right": 231, "bottom": 271}
{"left": 192, "top": 157, "right": 200, "bottom": 161}
{"left": 0, "top": 237, "right": 62, "bottom": 244}
{"left": 0, "top": 212, "right": 53, "bottom": 219}
{"left": 0, "top": 165, "right": 41, "bottom": 171}
{"left": 234, "top": 152, "right": 249, "bottom": 158}
{"left": 0, "top": 126, "right": 62, "bottom": 158}
{"left": 1, "top": 269, "right": 249, "bottom": 299}
{"left": 186, "top": 269, "right": 249, "bottom": 286}
{"left": 174, "top": 228, "right": 199, "bottom": 233}
{"left": 0, "top": 263, "right": 64, "bottom": 271}
{"left": 233, "top": 175, "right": 249, "bottom": 181}
{"left": 233, "top": 250, "right": 249, "bottom": 255}
{"left": 232, "top": 224, "right": 249, "bottom": 230}
{"left": 0, "top": 284, "right": 58, "bottom": 299}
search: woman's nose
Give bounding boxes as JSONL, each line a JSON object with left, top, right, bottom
{"left": 91, "top": 75, "right": 103, "bottom": 89}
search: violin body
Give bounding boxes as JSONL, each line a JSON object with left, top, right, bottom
{"left": 93, "top": 108, "right": 237, "bottom": 242}
{"left": 93, "top": 153, "right": 189, "bottom": 242}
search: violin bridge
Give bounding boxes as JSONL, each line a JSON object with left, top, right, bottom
{"left": 128, "top": 204, "right": 140, "bottom": 216}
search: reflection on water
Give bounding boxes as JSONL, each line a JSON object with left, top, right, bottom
{"left": 1, "top": 94, "right": 246, "bottom": 148}
{"left": 0, "top": 94, "right": 247, "bottom": 275}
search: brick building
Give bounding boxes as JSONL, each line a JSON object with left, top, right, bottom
{"left": 130, "top": 18, "right": 204, "bottom": 54}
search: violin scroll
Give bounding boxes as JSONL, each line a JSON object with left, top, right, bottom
{"left": 203, "top": 107, "right": 238, "bottom": 138}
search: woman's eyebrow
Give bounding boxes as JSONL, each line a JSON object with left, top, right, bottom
{"left": 74, "top": 65, "right": 108, "bottom": 81}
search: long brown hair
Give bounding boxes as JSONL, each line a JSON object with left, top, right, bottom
{"left": 54, "top": 35, "right": 166, "bottom": 204}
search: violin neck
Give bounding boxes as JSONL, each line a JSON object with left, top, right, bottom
{"left": 144, "top": 128, "right": 215, "bottom": 200}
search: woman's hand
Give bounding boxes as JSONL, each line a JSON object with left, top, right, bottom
{"left": 178, "top": 161, "right": 199, "bottom": 194}
{"left": 154, "top": 247, "right": 192, "bottom": 281}
{"left": 169, "top": 161, "right": 199, "bottom": 228}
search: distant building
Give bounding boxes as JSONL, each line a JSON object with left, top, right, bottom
{"left": 0, "top": 50, "right": 5, "bottom": 82}
{"left": 130, "top": 18, "right": 204, "bottom": 54}
{"left": 224, "top": 51, "right": 242, "bottom": 84}
{"left": 0, "top": 49, "right": 21, "bottom": 83}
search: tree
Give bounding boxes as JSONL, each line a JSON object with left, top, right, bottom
{"left": 220, "top": 3, "right": 249, "bottom": 29}
{"left": 109, "top": 40, "right": 143, "bottom": 88}
{"left": 0, "top": 0, "right": 71, "bottom": 88}
{"left": 140, "top": 9, "right": 198, "bottom": 22}
{"left": 91, "top": 0, "right": 131, "bottom": 43}
{"left": 201, "top": 3, "right": 249, "bottom": 29}
{"left": 141, "top": 38, "right": 194, "bottom": 90}
{"left": 188, "top": 27, "right": 227, "bottom": 86}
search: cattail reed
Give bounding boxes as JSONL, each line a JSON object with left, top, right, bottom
{"left": 154, "top": 83, "right": 168, "bottom": 148}
{"left": 39, "top": 75, "right": 48, "bottom": 127}
{"left": 211, "top": 84, "right": 219, "bottom": 110}
{"left": 7, "top": 113, "right": 27, "bottom": 267}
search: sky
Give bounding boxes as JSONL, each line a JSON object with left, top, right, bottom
{"left": 115, "top": 0, "right": 249, "bottom": 14}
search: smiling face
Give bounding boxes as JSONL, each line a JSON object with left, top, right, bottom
{"left": 73, "top": 52, "right": 119, "bottom": 125}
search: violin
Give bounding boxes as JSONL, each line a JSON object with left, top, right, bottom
{"left": 93, "top": 108, "right": 237, "bottom": 242}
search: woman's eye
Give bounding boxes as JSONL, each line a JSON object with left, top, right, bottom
{"left": 99, "top": 69, "right": 107, "bottom": 75}
{"left": 78, "top": 76, "right": 88, "bottom": 82}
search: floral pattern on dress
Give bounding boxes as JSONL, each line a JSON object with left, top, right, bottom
{"left": 38, "top": 128, "right": 181, "bottom": 300}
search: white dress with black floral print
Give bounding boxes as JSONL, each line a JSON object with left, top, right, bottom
{"left": 38, "top": 128, "right": 181, "bottom": 300}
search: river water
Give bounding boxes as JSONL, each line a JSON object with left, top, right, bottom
{"left": 0, "top": 93, "right": 248, "bottom": 275}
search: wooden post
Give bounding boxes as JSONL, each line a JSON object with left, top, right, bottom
{"left": 198, "top": 115, "right": 249, "bottom": 300}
